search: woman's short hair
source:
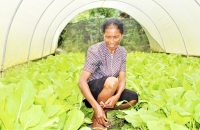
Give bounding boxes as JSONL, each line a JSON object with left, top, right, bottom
{"left": 102, "top": 18, "right": 124, "bottom": 34}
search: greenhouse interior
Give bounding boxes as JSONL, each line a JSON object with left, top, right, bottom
{"left": 0, "top": 0, "right": 200, "bottom": 130}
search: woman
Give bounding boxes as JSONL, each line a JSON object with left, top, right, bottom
{"left": 78, "top": 18, "right": 138, "bottom": 130}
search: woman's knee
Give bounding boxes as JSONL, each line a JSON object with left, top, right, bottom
{"left": 120, "top": 89, "right": 139, "bottom": 104}
{"left": 104, "top": 77, "right": 118, "bottom": 90}
{"left": 132, "top": 91, "right": 139, "bottom": 101}
{"left": 129, "top": 91, "right": 138, "bottom": 106}
{"left": 129, "top": 100, "right": 138, "bottom": 106}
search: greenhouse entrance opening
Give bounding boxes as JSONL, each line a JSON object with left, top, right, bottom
{"left": 58, "top": 8, "right": 150, "bottom": 54}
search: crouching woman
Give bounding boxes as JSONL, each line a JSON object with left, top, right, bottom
{"left": 78, "top": 18, "right": 138, "bottom": 130}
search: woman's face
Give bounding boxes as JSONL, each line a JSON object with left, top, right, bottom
{"left": 104, "top": 25, "right": 123, "bottom": 54}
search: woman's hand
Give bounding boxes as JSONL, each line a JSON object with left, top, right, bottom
{"left": 100, "top": 95, "right": 118, "bottom": 108}
{"left": 93, "top": 104, "right": 108, "bottom": 126}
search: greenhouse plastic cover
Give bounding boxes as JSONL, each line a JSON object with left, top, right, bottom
{"left": 0, "top": 0, "right": 200, "bottom": 72}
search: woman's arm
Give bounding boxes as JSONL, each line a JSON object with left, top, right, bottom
{"left": 78, "top": 70, "right": 98, "bottom": 108}
{"left": 78, "top": 70, "right": 108, "bottom": 125}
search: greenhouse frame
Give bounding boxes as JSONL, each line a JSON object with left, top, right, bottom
{"left": 1, "top": 0, "right": 200, "bottom": 77}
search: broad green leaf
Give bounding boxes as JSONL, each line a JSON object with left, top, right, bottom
{"left": 150, "top": 90, "right": 166, "bottom": 107}
{"left": 195, "top": 75, "right": 200, "bottom": 94}
{"left": 79, "top": 127, "right": 91, "bottom": 130}
{"left": 140, "top": 115, "right": 159, "bottom": 123}
{"left": 183, "top": 99, "right": 200, "bottom": 114}
{"left": 20, "top": 105, "right": 43, "bottom": 130}
{"left": 34, "top": 97, "right": 45, "bottom": 108}
{"left": 116, "top": 113, "right": 125, "bottom": 119}
{"left": 28, "top": 114, "right": 59, "bottom": 130}
{"left": 55, "top": 85, "right": 74, "bottom": 102}
{"left": 37, "top": 87, "right": 54, "bottom": 102}
{"left": 36, "top": 87, "right": 58, "bottom": 113}
{"left": 14, "top": 121, "right": 22, "bottom": 130}
{"left": 0, "top": 82, "right": 5, "bottom": 88}
{"left": 38, "top": 77, "right": 51, "bottom": 87}
{"left": 0, "top": 111, "right": 14, "bottom": 130}
{"left": 53, "top": 101, "right": 73, "bottom": 116}
{"left": 183, "top": 100, "right": 193, "bottom": 112}
{"left": 183, "top": 90, "right": 198, "bottom": 101}
{"left": 184, "top": 73, "right": 199, "bottom": 91}
{"left": 55, "top": 60, "right": 69, "bottom": 72}
{"left": 122, "top": 109, "right": 137, "bottom": 116}
{"left": 84, "top": 117, "right": 92, "bottom": 124}
{"left": 148, "top": 102, "right": 160, "bottom": 112}
{"left": 147, "top": 121, "right": 169, "bottom": 130}
{"left": 6, "top": 79, "right": 36, "bottom": 121}
{"left": 63, "top": 109, "right": 84, "bottom": 130}
{"left": 182, "top": 77, "right": 193, "bottom": 91}
{"left": 0, "top": 84, "right": 16, "bottom": 110}
{"left": 42, "top": 117, "right": 59, "bottom": 129}
{"left": 165, "top": 87, "right": 184, "bottom": 98}
{"left": 57, "top": 113, "right": 67, "bottom": 130}
{"left": 167, "top": 105, "right": 190, "bottom": 125}
{"left": 122, "top": 123, "right": 135, "bottom": 129}
{"left": 176, "top": 106, "right": 190, "bottom": 116}
{"left": 0, "top": 97, "right": 5, "bottom": 112}
{"left": 126, "top": 79, "right": 141, "bottom": 94}
{"left": 124, "top": 115, "right": 144, "bottom": 128}
{"left": 165, "top": 97, "right": 175, "bottom": 110}
{"left": 45, "top": 105, "right": 60, "bottom": 118}
{"left": 116, "top": 100, "right": 127, "bottom": 106}
{"left": 194, "top": 104, "right": 200, "bottom": 123}
{"left": 169, "top": 121, "right": 189, "bottom": 130}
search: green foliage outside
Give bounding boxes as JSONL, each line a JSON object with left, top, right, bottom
{"left": 59, "top": 18, "right": 149, "bottom": 53}
{"left": 1, "top": 52, "right": 200, "bottom": 130}
{"left": 69, "top": 8, "right": 119, "bottom": 23}
{"left": 88, "top": 8, "right": 118, "bottom": 18}
{"left": 58, "top": 8, "right": 150, "bottom": 53}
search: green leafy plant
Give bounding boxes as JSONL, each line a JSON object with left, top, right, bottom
{"left": 1, "top": 52, "right": 200, "bottom": 130}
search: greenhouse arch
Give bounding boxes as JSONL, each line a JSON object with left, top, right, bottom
{"left": 1, "top": 0, "right": 200, "bottom": 75}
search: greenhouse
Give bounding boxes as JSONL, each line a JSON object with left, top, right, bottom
{"left": 1, "top": 0, "right": 200, "bottom": 73}
{"left": 1, "top": 0, "right": 200, "bottom": 130}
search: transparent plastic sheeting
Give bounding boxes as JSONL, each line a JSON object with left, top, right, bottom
{"left": 0, "top": 0, "right": 200, "bottom": 72}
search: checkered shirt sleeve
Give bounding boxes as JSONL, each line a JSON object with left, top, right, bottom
{"left": 83, "top": 46, "right": 99, "bottom": 73}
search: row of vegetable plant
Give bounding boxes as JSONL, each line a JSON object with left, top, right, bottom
{"left": 0, "top": 52, "right": 200, "bottom": 130}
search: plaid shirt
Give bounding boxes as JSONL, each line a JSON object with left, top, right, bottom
{"left": 83, "top": 41, "right": 127, "bottom": 82}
